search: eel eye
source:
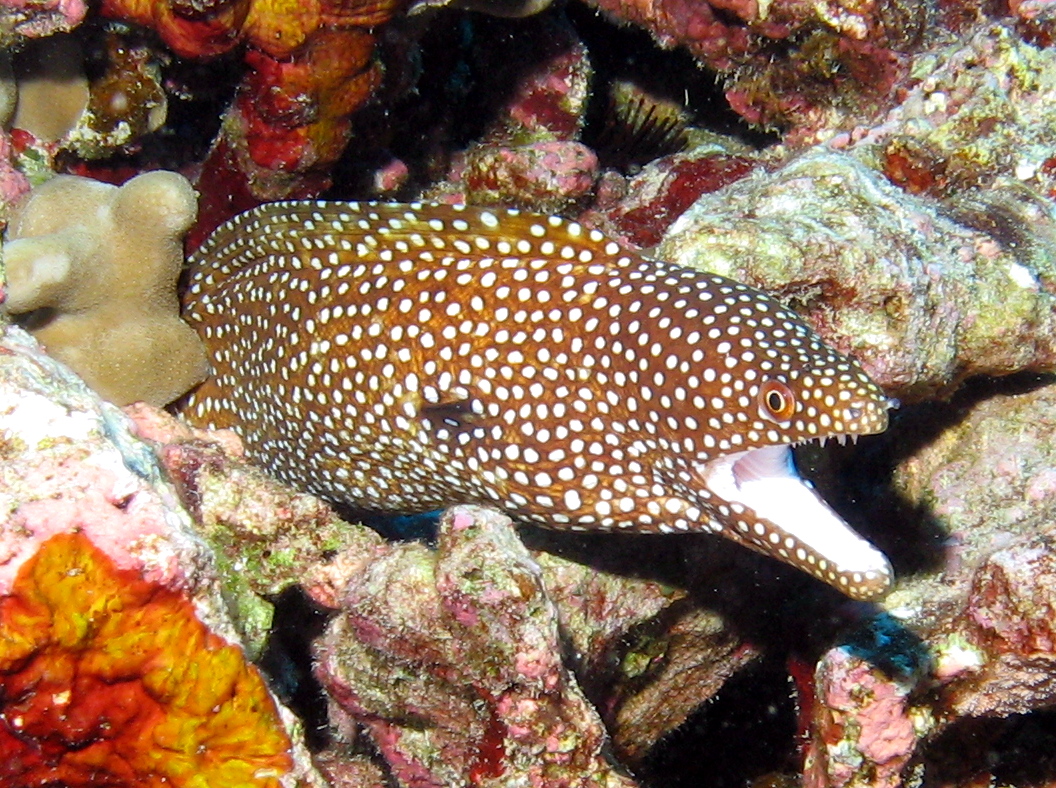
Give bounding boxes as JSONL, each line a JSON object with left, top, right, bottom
{"left": 759, "top": 379, "right": 796, "bottom": 422}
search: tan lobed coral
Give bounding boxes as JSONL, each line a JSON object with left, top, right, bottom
{"left": 2, "top": 171, "right": 209, "bottom": 406}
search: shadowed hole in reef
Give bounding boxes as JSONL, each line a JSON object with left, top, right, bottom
{"left": 566, "top": 0, "right": 778, "bottom": 165}
{"left": 636, "top": 655, "right": 798, "bottom": 788}
{"left": 918, "top": 710, "right": 1056, "bottom": 786}
{"left": 331, "top": 0, "right": 777, "bottom": 196}
{"left": 258, "top": 586, "right": 334, "bottom": 751}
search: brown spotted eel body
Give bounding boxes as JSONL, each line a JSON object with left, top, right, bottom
{"left": 182, "top": 201, "right": 894, "bottom": 600}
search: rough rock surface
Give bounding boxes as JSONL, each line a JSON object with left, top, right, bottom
{"left": 0, "top": 324, "right": 323, "bottom": 787}
{"left": 660, "top": 150, "right": 1056, "bottom": 401}
{"left": 314, "top": 505, "right": 638, "bottom": 788}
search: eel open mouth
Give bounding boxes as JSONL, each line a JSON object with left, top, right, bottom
{"left": 697, "top": 443, "right": 893, "bottom": 600}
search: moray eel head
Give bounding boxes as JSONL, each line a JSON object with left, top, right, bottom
{"left": 672, "top": 360, "right": 893, "bottom": 600}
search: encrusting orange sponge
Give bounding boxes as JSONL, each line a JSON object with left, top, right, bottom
{"left": 0, "top": 531, "right": 293, "bottom": 786}
{"left": 2, "top": 171, "right": 209, "bottom": 406}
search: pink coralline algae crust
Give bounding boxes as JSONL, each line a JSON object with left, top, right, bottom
{"left": 462, "top": 140, "right": 599, "bottom": 213}
{"left": 0, "top": 329, "right": 200, "bottom": 593}
{"left": 0, "top": 0, "right": 86, "bottom": 43}
{"left": 428, "top": 12, "right": 597, "bottom": 214}
{"left": 803, "top": 647, "right": 917, "bottom": 788}
{"left": 314, "top": 505, "right": 640, "bottom": 788}
{"left": 0, "top": 129, "right": 30, "bottom": 224}
{"left": 581, "top": 0, "right": 775, "bottom": 71}
{"left": 588, "top": 151, "right": 758, "bottom": 247}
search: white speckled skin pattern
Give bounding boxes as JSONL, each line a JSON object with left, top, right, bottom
{"left": 182, "top": 201, "right": 894, "bottom": 600}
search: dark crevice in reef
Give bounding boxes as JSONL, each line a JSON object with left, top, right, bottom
{"left": 258, "top": 586, "right": 335, "bottom": 752}
{"left": 917, "top": 709, "right": 1056, "bottom": 787}
{"left": 331, "top": 1, "right": 779, "bottom": 198}
{"left": 636, "top": 655, "right": 799, "bottom": 788}
{"left": 813, "top": 370, "right": 1056, "bottom": 584}
{"left": 566, "top": 1, "right": 777, "bottom": 153}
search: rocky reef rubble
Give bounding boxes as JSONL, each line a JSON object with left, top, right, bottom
{"left": 0, "top": 325, "right": 324, "bottom": 787}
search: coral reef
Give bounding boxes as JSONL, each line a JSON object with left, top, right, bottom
{"left": 779, "top": 375, "right": 1056, "bottom": 786}
{"left": 124, "top": 402, "right": 388, "bottom": 655}
{"left": 3, "top": 0, "right": 1056, "bottom": 784}
{"left": 99, "top": 0, "right": 409, "bottom": 243}
{"left": 2, "top": 171, "right": 209, "bottom": 406}
{"left": 123, "top": 397, "right": 768, "bottom": 782}
{"left": 0, "top": 324, "right": 323, "bottom": 786}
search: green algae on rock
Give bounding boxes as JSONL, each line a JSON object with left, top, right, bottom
{"left": 660, "top": 150, "right": 1056, "bottom": 402}
{"left": 125, "top": 403, "right": 388, "bottom": 657}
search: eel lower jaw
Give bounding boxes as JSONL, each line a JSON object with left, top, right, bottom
{"left": 696, "top": 443, "right": 893, "bottom": 601}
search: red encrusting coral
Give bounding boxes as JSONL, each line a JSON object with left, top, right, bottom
{"left": 0, "top": 531, "right": 292, "bottom": 787}
{"left": 600, "top": 153, "right": 757, "bottom": 247}
{"left": 100, "top": 0, "right": 409, "bottom": 246}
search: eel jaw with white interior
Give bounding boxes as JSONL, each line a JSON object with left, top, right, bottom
{"left": 695, "top": 440, "right": 893, "bottom": 601}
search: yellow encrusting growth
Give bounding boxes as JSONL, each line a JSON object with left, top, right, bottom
{"left": 0, "top": 532, "right": 292, "bottom": 787}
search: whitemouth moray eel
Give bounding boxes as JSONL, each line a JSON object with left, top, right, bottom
{"left": 181, "top": 201, "right": 895, "bottom": 600}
